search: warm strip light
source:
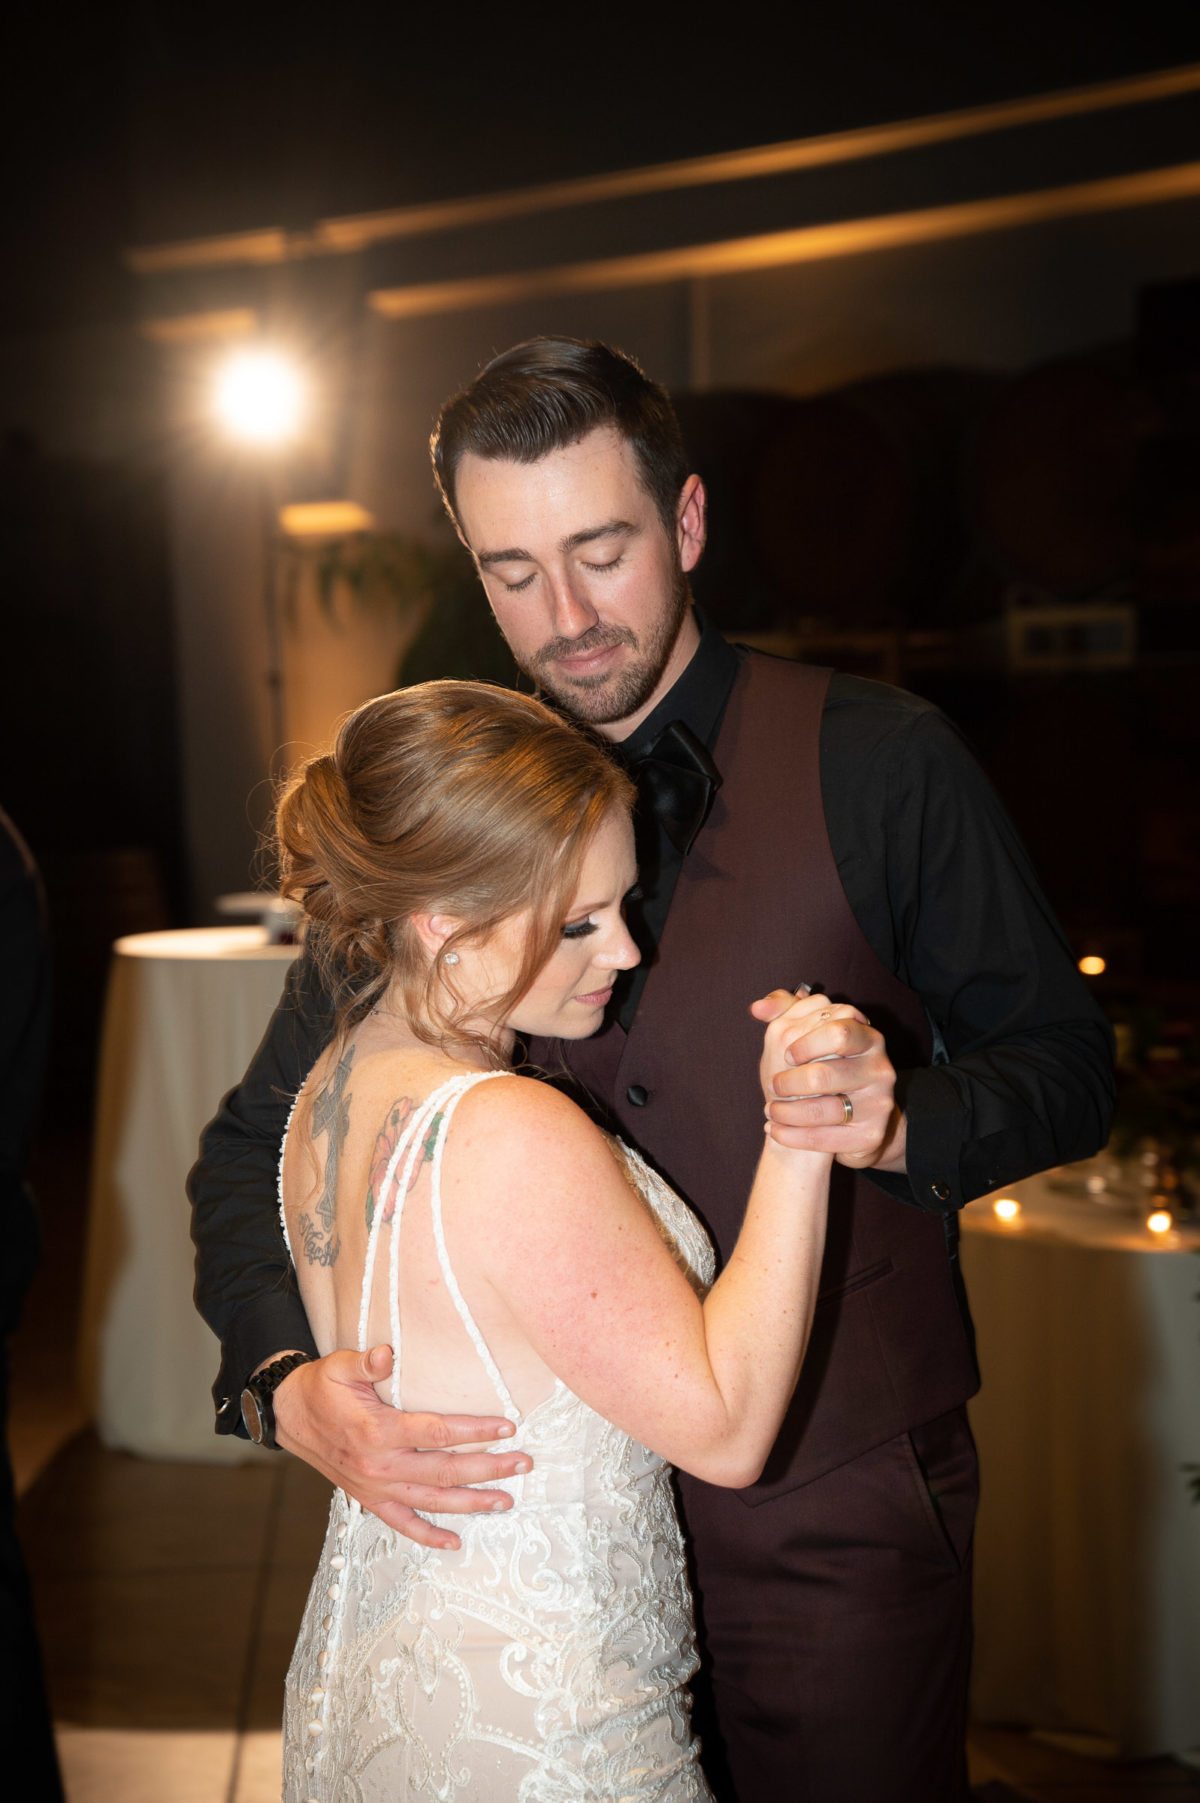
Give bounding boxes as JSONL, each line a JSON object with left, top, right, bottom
{"left": 140, "top": 309, "right": 259, "bottom": 345}
{"left": 993, "top": 1198, "right": 1021, "bottom": 1221}
{"left": 279, "top": 501, "right": 376, "bottom": 537}
{"left": 129, "top": 229, "right": 292, "bottom": 276}
{"left": 1078, "top": 955, "right": 1107, "bottom": 976}
{"left": 320, "top": 62, "right": 1200, "bottom": 250}
{"left": 1147, "top": 1210, "right": 1172, "bottom": 1234}
{"left": 126, "top": 62, "right": 1200, "bottom": 272}
{"left": 369, "top": 161, "right": 1200, "bottom": 320}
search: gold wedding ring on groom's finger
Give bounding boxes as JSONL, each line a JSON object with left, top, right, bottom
{"left": 838, "top": 1093, "right": 854, "bottom": 1125}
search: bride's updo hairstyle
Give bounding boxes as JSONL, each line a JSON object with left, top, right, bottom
{"left": 275, "top": 681, "right": 634, "bottom": 1057}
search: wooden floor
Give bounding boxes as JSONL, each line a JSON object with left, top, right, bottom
{"left": 11, "top": 1422, "right": 1200, "bottom": 1802}
{"left": 9, "top": 1130, "right": 1200, "bottom": 1801}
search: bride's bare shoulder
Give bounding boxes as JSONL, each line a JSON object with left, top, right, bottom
{"left": 447, "top": 1073, "right": 617, "bottom": 1188}
{"left": 443, "top": 1078, "right": 662, "bottom": 1278}
{"left": 454, "top": 1071, "right": 601, "bottom": 1138}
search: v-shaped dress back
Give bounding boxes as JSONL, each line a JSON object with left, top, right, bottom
{"left": 280, "top": 1069, "right": 717, "bottom": 1801}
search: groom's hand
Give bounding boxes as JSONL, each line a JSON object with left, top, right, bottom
{"left": 750, "top": 989, "right": 906, "bottom": 1173}
{"left": 271, "top": 1344, "right": 531, "bottom": 1550}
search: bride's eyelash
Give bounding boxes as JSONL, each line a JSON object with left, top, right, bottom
{"left": 561, "top": 885, "right": 639, "bottom": 938}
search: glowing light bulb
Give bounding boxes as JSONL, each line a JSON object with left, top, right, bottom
{"left": 214, "top": 350, "right": 304, "bottom": 444}
{"left": 1146, "top": 1210, "right": 1172, "bottom": 1235}
{"left": 993, "top": 1197, "right": 1021, "bottom": 1222}
{"left": 1078, "top": 955, "right": 1106, "bottom": 976}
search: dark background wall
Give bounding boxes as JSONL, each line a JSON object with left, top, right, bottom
{"left": 3, "top": 2, "right": 1200, "bottom": 1091}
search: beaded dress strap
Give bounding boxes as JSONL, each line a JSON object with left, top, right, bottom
{"left": 423, "top": 1073, "right": 520, "bottom": 1424}
{"left": 359, "top": 1070, "right": 513, "bottom": 1417}
{"left": 358, "top": 1077, "right": 457, "bottom": 1403}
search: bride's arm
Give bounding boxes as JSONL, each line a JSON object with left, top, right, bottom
{"left": 445, "top": 991, "right": 841, "bottom": 1489}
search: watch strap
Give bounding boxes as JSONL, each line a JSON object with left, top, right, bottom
{"left": 241, "top": 1350, "right": 314, "bottom": 1448}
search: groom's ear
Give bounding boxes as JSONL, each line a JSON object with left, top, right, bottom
{"left": 677, "top": 474, "right": 707, "bottom": 573}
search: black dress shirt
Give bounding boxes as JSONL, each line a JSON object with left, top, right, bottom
{"left": 613, "top": 612, "right": 1113, "bottom": 1214}
{"left": 189, "top": 613, "right": 1115, "bottom": 1426}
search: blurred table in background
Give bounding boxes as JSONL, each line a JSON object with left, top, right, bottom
{"left": 963, "top": 1168, "right": 1200, "bottom": 1760}
{"left": 80, "top": 927, "right": 299, "bottom": 1462}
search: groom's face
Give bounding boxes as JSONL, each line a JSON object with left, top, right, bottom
{"left": 454, "top": 425, "right": 705, "bottom": 740}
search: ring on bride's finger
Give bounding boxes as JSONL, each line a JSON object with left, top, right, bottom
{"left": 837, "top": 1093, "right": 854, "bottom": 1125}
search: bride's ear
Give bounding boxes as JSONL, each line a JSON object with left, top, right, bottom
{"left": 409, "top": 912, "right": 462, "bottom": 958}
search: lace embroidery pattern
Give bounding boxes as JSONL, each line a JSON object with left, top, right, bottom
{"left": 281, "top": 1073, "right": 716, "bottom": 1801}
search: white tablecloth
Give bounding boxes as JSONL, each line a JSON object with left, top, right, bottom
{"left": 80, "top": 927, "right": 299, "bottom": 1462}
{"left": 963, "top": 1170, "right": 1200, "bottom": 1758}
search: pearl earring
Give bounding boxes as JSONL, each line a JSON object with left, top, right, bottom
{"left": 442, "top": 951, "right": 459, "bottom": 966}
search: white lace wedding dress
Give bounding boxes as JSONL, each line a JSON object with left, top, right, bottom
{"left": 280, "top": 1071, "right": 717, "bottom": 1802}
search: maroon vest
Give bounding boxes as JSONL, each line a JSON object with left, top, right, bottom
{"left": 555, "top": 652, "right": 978, "bottom": 1501}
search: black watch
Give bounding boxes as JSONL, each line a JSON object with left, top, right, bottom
{"left": 240, "top": 1351, "right": 314, "bottom": 1448}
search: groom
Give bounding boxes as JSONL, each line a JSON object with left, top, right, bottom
{"left": 190, "top": 338, "right": 1114, "bottom": 1801}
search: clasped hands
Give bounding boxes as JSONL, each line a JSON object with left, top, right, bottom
{"left": 750, "top": 986, "right": 905, "bottom": 1172}
{"left": 274, "top": 986, "right": 902, "bottom": 1547}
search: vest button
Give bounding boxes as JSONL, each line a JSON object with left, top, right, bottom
{"left": 626, "top": 1084, "right": 649, "bottom": 1107}
{"left": 931, "top": 1181, "right": 951, "bottom": 1203}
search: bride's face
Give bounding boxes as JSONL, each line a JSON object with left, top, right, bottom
{"left": 465, "top": 808, "right": 640, "bottom": 1044}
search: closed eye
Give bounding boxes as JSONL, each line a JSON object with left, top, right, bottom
{"left": 501, "top": 571, "right": 536, "bottom": 593}
{"left": 561, "top": 917, "right": 599, "bottom": 939}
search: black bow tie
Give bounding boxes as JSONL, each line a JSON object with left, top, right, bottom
{"left": 627, "top": 720, "right": 722, "bottom": 857}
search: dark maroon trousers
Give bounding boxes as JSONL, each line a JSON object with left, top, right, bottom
{"left": 681, "top": 1407, "right": 977, "bottom": 1803}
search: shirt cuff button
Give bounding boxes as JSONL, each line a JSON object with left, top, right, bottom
{"left": 626, "top": 1084, "right": 649, "bottom": 1107}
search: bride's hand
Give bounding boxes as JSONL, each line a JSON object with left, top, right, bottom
{"left": 750, "top": 988, "right": 904, "bottom": 1171}
{"left": 272, "top": 1345, "right": 533, "bottom": 1551}
{"left": 752, "top": 989, "right": 856, "bottom": 1113}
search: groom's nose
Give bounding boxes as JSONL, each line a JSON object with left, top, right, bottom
{"left": 546, "top": 572, "right": 599, "bottom": 641}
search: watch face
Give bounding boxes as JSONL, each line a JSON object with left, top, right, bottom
{"left": 241, "top": 1388, "right": 268, "bottom": 1444}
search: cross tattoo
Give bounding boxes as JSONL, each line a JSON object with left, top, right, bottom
{"left": 302, "top": 1045, "right": 355, "bottom": 1266}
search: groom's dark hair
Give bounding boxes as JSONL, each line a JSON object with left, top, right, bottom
{"left": 431, "top": 336, "right": 690, "bottom": 536}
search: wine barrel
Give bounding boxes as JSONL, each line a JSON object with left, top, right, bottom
{"left": 965, "top": 357, "right": 1148, "bottom": 598}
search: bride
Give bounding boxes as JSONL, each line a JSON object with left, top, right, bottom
{"left": 274, "top": 681, "right": 844, "bottom": 1801}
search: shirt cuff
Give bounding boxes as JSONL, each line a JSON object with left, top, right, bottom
{"left": 892, "top": 1065, "right": 972, "bottom": 1213}
{"left": 211, "top": 1293, "right": 319, "bottom": 1437}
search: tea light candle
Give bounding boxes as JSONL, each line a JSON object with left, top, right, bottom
{"left": 993, "top": 1197, "right": 1021, "bottom": 1223}
{"left": 1146, "top": 1210, "right": 1172, "bottom": 1235}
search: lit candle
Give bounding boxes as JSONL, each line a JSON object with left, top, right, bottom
{"left": 1146, "top": 1210, "right": 1172, "bottom": 1235}
{"left": 993, "top": 1197, "right": 1021, "bottom": 1222}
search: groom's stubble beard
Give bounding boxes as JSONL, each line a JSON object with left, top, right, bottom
{"left": 516, "top": 559, "right": 693, "bottom": 727}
